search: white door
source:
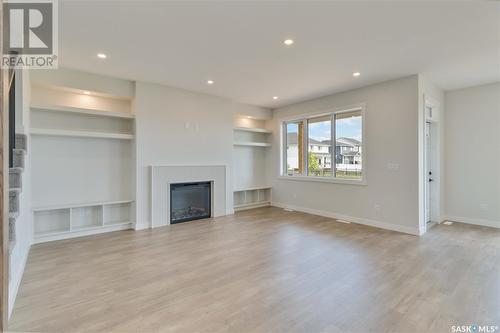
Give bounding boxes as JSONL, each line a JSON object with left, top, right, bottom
{"left": 425, "top": 121, "right": 432, "bottom": 223}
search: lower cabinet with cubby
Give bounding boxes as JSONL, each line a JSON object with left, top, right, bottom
{"left": 33, "top": 200, "right": 134, "bottom": 243}
{"left": 233, "top": 187, "right": 271, "bottom": 211}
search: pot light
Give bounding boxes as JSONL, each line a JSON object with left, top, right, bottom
{"left": 83, "top": 91, "right": 91, "bottom": 95}
{"left": 273, "top": 96, "right": 279, "bottom": 100}
{"left": 207, "top": 80, "right": 214, "bottom": 85}
{"left": 97, "top": 53, "right": 107, "bottom": 59}
{"left": 353, "top": 72, "right": 361, "bottom": 77}
{"left": 283, "top": 39, "right": 294, "bottom": 46}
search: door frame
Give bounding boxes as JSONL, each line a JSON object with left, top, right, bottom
{"left": 420, "top": 96, "right": 441, "bottom": 234}
{"left": 0, "top": 0, "right": 10, "bottom": 327}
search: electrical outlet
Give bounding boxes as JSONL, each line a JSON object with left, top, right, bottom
{"left": 480, "top": 204, "right": 488, "bottom": 212}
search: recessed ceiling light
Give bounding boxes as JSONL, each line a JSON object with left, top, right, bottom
{"left": 273, "top": 96, "right": 279, "bottom": 100}
{"left": 207, "top": 80, "right": 214, "bottom": 85}
{"left": 83, "top": 91, "right": 91, "bottom": 95}
{"left": 283, "top": 39, "right": 294, "bottom": 46}
{"left": 97, "top": 53, "right": 107, "bottom": 59}
{"left": 353, "top": 72, "right": 361, "bottom": 77}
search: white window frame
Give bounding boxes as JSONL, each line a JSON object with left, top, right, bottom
{"left": 280, "top": 103, "right": 367, "bottom": 185}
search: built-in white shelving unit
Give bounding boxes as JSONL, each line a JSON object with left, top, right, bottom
{"left": 31, "top": 104, "right": 135, "bottom": 119}
{"left": 233, "top": 126, "right": 271, "bottom": 148}
{"left": 233, "top": 142, "right": 271, "bottom": 147}
{"left": 30, "top": 83, "right": 136, "bottom": 243}
{"left": 234, "top": 127, "right": 272, "bottom": 134}
{"left": 30, "top": 128, "right": 134, "bottom": 140}
{"left": 233, "top": 120, "right": 272, "bottom": 211}
{"left": 33, "top": 200, "right": 133, "bottom": 243}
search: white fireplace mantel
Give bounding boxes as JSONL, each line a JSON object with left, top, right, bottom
{"left": 150, "top": 165, "right": 228, "bottom": 227}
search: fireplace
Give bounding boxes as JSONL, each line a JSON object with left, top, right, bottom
{"left": 170, "top": 182, "right": 211, "bottom": 224}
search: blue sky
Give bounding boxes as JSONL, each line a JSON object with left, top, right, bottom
{"left": 288, "top": 117, "right": 362, "bottom": 142}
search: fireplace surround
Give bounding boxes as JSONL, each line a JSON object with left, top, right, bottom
{"left": 170, "top": 182, "right": 211, "bottom": 224}
{"left": 150, "top": 165, "right": 227, "bottom": 227}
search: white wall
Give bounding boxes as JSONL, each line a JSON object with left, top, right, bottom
{"left": 269, "top": 76, "right": 421, "bottom": 235}
{"left": 444, "top": 83, "right": 500, "bottom": 228}
{"left": 134, "top": 82, "right": 270, "bottom": 229}
{"left": 9, "top": 69, "right": 33, "bottom": 317}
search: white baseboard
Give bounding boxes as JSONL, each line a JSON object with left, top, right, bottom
{"left": 9, "top": 243, "right": 30, "bottom": 318}
{"left": 444, "top": 216, "right": 499, "bottom": 229}
{"left": 271, "top": 202, "right": 420, "bottom": 236}
{"left": 134, "top": 223, "right": 150, "bottom": 231}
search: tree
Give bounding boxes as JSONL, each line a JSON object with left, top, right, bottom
{"left": 308, "top": 152, "right": 320, "bottom": 175}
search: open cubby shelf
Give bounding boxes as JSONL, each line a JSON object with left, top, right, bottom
{"left": 233, "top": 188, "right": 271, "bottom": 211}
{"left": 233, "top": 142, "right": 271, "bottom": 147}
{"left": 33, "top": 200, "right": 134, "bottom": 243}
{"left": 30, "top": 128, "right": 134, "bottom": 140}
{"left": 232, "top": 120, "right": 272, "bottom": 211}
{"left": 30, "top": 104, "right": 135, "bottom": 139}
{"left": 233, "top": 127, "right": 271, "bottom": 148}
{"left": 30, "top": 89, "right": 136, "bottom": 244}
{"left": 31, "top": 104, "right": 135, "bottom": 119}
{"left": 234, "top": 127, "right": 272, "bottom": 134}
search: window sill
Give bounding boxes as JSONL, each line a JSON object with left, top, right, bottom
{"left": 278, "top": 175, "right": 367, "bottom": 186}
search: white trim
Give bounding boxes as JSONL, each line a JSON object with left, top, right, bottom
{"left": 234, "top": 202, "right": 270, "bottom": 211}
{"left": 271, "top": 201, "right": 420, "bottom": 235}
{"left": 277, "top": 175, "right": 367, "bottom": 186}
{"left": 419, "top": 94, "right": 442, "bottom": 235}
{"left": 279, "top": 102, "right": 367, "bottom": 122}
{"left": 444, "top": 216, "right": 499, "bottom": 229}
{"left": 8, "top": 242, "right": 30, "bottom": 319}
{"left": 280, "top": 103, "right": 366, "bottom": 183}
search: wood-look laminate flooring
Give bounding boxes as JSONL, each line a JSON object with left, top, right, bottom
{"left": 9, "top": 207, "right": 500, "bottom": 333}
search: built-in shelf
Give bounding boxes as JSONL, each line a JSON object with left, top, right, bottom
{"left": 33, "top": 200, "right": 134, "bottom": 243}
{"left": 233, "top": 142, "right": 271, "bottom": 147}
{"left": 33, "top": 199, "right": 134, "bottom": 212}
{"left": 30, "top": 128, "right": 134, "bottom": 140}
{"left": 234, "top": 185, "right": 272, "bottom": 192}
{"left": 234, "top": 202, "right": 271, "bottom": 210}
{"left": 31, "top": 104, "right": 135, "bottom": 119}
{"left": 233, "top": 187, "right": 271, "bottom": 211}
{"left": 234, "top": 127, "right": 272, "bottom": 134}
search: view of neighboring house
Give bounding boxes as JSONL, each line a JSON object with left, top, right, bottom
{"left": 286, "top": 133, "right": 361, "bottom": 172}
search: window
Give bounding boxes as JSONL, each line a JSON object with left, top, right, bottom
{"left": 307, "top": 115, "right": 332, "bottom": 177}
{"left": 285, "top": 122, "right": 304, "bottom": 175}
{"left": 335, "top": 110, "right": 362, "bottom": 180}
{"left": 282, "top": 106, "right": 364, "bottom": 182}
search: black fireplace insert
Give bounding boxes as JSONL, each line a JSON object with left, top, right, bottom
{"left": 170, "top": 182, "right": 211, "bottom": 224}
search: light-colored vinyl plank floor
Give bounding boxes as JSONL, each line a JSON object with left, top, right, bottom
{"left": 9, "top": 207, "right": 500, "bottom": 332}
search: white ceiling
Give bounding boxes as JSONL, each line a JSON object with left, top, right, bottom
{"left": 59, "top": 1, "right": 499, "bottom": 108}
